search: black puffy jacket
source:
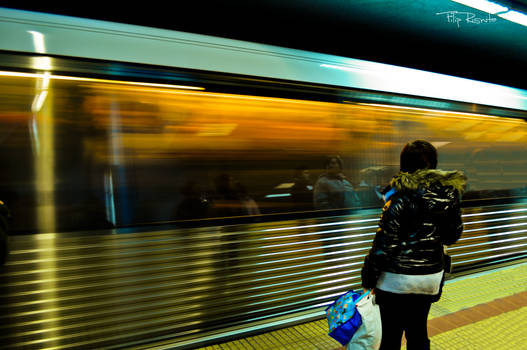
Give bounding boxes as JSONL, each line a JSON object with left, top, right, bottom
{"left": 361, "top": 169, "right": 466, "bottom": 289}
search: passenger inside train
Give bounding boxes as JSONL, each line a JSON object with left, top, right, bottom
{"left": 290, "top": 166, "right": 314, "bottom": 211}
{"left": 313, "top": 155, "right": 360, "bottom": 210}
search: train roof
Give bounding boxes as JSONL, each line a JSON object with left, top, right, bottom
{"left": 1, "top": 6, "right": 527, "bottom": 111}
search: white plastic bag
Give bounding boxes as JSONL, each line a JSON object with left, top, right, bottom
{"left": 346, "top": 291, "right": 382, "bottom": 350}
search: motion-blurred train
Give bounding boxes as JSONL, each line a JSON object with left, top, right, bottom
{"left": 0, "top": 7, "right": 526, "bottom": 349}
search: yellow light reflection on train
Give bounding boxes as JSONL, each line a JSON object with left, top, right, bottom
{"left": 81, "top": 82, "right": 349, "bottom": 162}
{"left": 0, "top": 71, "right": 205, "bottom": 91}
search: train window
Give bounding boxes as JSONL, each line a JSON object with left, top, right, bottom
{"left": 1, "top": 69, "right": 527, "bottom": 234}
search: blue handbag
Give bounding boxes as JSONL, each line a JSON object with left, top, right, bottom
{"left": 326, "top": 289, "right": 370, "bottom": 346}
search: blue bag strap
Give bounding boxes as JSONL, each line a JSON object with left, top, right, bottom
{"left": 325, "top": 289, "right": 369, "bottom": 312}
{"left": 353, "top": 290, "right": 370, "bottom": 305}
{"left": 383, "top": 187, "right": 396, "bottom": 202}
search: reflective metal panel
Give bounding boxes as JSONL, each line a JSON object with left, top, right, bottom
{"left": 1, "top": 205, "right": 526, "bottom": 349}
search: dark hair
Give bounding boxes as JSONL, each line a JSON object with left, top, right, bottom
{"left": 400, "top": 140, "right": 437, "bottom": 173}
{"left": 324, "top": 155, "right": 343, "bottom": 169}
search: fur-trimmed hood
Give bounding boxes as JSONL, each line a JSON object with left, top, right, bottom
{"left": 390, "top": 169, "right": 467, "bottom": 195}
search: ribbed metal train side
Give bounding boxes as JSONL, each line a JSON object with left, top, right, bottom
{"left": 1, "top": 204, "right": 526, "bottom": 349}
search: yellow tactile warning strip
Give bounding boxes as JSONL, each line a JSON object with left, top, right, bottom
{"left": 196, "top": 262, "right": 527, "bottom": 350}
{"left": 429, "top": 263, "right": 527, "bottom": 318}
{"left": 198, "top": 319, "right": 340, "bottom": 350}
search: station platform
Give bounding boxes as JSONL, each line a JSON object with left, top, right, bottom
{"left": 196, "top": 262, "right": 527, "bottom": 350}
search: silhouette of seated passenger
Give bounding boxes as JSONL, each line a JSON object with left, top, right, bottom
{"left": 291, "top": 166, "right": 314, "bottom": 211}
{"left": 212, "top": 174, "right": 260, "bottom": 218}
{"left": 234, "top": 182, "right": 260, "bottom": 216}
{"left": 314, "top": 156, "right": 360, "bottom": 210}
{"left": 175, "top": 180, "right": 209, "bottom": 220}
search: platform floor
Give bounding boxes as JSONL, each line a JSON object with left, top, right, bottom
{"left": 197, "top": 262, "right": 527, "bottom": 350}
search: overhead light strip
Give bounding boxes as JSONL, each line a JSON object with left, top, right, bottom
{"left": 451, "top": 0, "right": 508, "bottom": 14}
{"left": 499, "top": 9, "right": 527, "bottom": 26}
{"left": 451, "top": 0, "right": 527, "bottom": 27}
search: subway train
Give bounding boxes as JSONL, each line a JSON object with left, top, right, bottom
{"left": 1, "top": 7, "right": 527, "bottom": 350}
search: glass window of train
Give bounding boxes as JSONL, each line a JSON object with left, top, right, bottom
{"left": 0, "top": 75, "right": 38, "bottom": 233}
{"left": 2, "top": 69, "right": 527, "bottom": 233}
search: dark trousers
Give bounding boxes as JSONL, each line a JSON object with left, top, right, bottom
{"left": 376, "top": 290, "right": 432, "bottom": 350}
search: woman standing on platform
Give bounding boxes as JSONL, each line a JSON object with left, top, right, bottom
{"left": 361, "top": 140, "right": 466, "bottom": 350}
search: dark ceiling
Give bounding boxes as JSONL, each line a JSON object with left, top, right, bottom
{"left": 2, "top": 0, "right": 527, "bottom": 89}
